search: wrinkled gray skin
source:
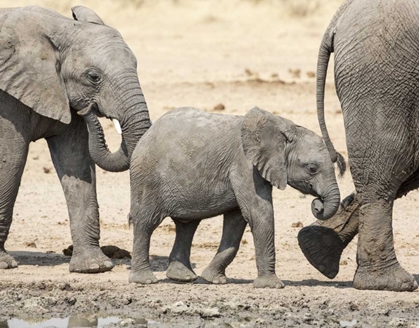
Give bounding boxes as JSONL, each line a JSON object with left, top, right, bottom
{"left": 298, "top": 0, "right": 419, "bottom": 291}
{"left": 113, "top": 106, "right": 340, "bottom": 288}
{"left": 0, "top": 6, "right": 151, "bottom": 273}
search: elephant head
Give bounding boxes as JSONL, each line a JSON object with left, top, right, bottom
{"left": 0, "top": 6, "right": 151, "bottom": 171}
{"left": 241, "top": 107, "right": 340, "bottom": 220}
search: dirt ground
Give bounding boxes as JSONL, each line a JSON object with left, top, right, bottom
{"left": 0, "top": 1, "right": 418, "bottom": 327}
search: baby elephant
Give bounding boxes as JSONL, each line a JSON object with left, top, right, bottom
{"left": 128, "top": 107, "right": 340, "bottom": 288}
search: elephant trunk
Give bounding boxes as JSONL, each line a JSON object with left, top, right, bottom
{"left": 78, "top": 98, "right": 151, "bottom": 172}
{"left": 311, "top": 182, "right": 340, "bottom": 220}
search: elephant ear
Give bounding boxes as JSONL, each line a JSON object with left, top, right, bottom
{"left": 0, "top": 10, "right": 71, "bottom": 124}
{"left": 241, "top": 107, "right": 296, "bottom": 190}
{"left": 72, "top": 6, "right": 104, "bottom": 25}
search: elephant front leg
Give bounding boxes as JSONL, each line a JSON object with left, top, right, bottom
{"left": 353, "top": 200, "right": 418, "bottom": 291}
{"left": 166, "top": 219, "right": 200, "bottom": 282}
{"left": 201, "top": 210, "right": 247, "bottom": 284}
{"left": 47, "top": 119, "right": 113, "bottom": 273}
{"left": 298, "top": 192, "right": 360, "bottom": 278}
{"left": 0, "top": 148, "right": 28, "bottom": 270}
{"left": 0, "top": 111, "right": 30, "bottom": 269}
{"left": 239, "top": 201, "right": 283, "bottom": 289}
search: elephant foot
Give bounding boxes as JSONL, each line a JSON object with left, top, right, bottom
{"left": 353, "top": 263, "right": 418, "bottom": 292}
{"left": 69, "top": 247, "right": 114, "bottom": 273}
{"left": 0, "top": 251, "right": 18, "bottom": 269}
{"left": 166, "top": 260, "right": 197, "bottom": 282}
{"left": 298, "top": 225, "right": 344, "bottom": 279}
{"left": 298, "top": 193, "right": 360, "bottom": 279}
{"left": 201, "top": 266, "right": 228, "bottom": 284}
{"left": 129, "top": 269, "right": 158, "bottom": 284}
{"left": 253, "top": 274, "right": 284, "bottom": 289}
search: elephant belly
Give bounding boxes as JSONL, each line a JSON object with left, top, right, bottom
{"left": 161, "top": 174, "right": 239, "bottom": 220}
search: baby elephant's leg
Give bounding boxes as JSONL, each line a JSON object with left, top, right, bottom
{"left": 166, "top": 219, "right": 200, "bottom": 282}
{"left": 201, "top": 210, "right": 247, "bottom": 284}
{"left": 129, "top": 210, "right": 163, "bottom": 284}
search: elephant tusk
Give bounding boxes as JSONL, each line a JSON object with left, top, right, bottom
{"left": 112, "top": 119, "right": 122, "bottom": 135}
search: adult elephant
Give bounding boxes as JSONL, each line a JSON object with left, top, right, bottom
{"left": 298, "top": 0, "right": 418, "bottom": 291}
{"left": 0, "top": 6, "right": 151, "bottom": 273}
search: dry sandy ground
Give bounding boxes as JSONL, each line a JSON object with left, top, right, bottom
{"left": 0, "top": 1, "right": 418, "bottom": 327}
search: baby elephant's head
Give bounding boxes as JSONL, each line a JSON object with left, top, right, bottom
{"left": 241, "top": 107, "right": 341, "bottom": 220}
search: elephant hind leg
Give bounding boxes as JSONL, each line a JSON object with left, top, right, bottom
{"left": 129, "top": 207, "right": 165, "bottom": 284}
{"left": 353, "top": 200, "right": 418, "bottom": 291}
{"left": 166, "top": 218, "right": 200, "bottom": 282}
{"left": 298, "top": 192, "right": 360, "bottom": 279}
{"left": 201, "top": 209, "right": 247, "bottom": 284}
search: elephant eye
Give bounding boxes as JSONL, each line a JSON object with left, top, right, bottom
{"left": 87, "top": 71, "right": 102, "bottom": 83}
{"left": 307, "top": 164, "right": 318, "bottom": 174}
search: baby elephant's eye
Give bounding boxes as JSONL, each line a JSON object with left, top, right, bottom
{"left": 307, "top": 164, "right": 318, "bottom": 174}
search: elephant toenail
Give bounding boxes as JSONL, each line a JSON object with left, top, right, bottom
{"left": 146, "top": 279, "right": 152, "bottom": 284}
{"left": 104, "top": 261, "right": 113, "bottom": 268}
{"left": 90, "top": 263, "right": 100, "bottom": 270}
{"left": 11, "top": 260, "right": 18, "bottom": 267}
{"left": 0, "top": 261, "right": 8, "bottom": 269}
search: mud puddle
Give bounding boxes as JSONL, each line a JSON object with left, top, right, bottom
{"left": 0, "top": 315, "right": 148, "bottom": 328}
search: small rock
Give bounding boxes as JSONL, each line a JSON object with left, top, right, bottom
{"left": 162, "top": 301, "right": 190, "bottom": 315}
{"left": 241, "top": 239, "right": 248, "bottom": 245}
{"left": 303, "top": 313, "right": 313, "bottom": 323}
{"left": 200, "top": 307, "right": 221, "bottom": 318}
{"left": 348, "top": 301, "right": 359, "bottom": 311}
{"left": 119, "top": 318, "right": 135, "bottom": 327}
{"left": 291, "top": 221, "right": 303, "bottom": 228}
{"left": 64, "top": 296, "right": 77, "bottom": 306}
{"left": 62, "top": 245, "right": 73, "bottom": 256}
{"left": 58, "top": 282, "right": 72, "bottom": 291}
{"left": 307, "top": 71, "right": 316, "bottom": 78}
{"left": 256, "top": 317, "right": 266, "bottom": 324}
{"left": 122, "top": 295, "right": 132, "bottom": 305}
{"left": 389, "top": 317, "right": 408, "bottom": 327}
{"left": 340, "top": 260, "right": 348, "bottom": 265}
{"left": 43, "top": 167, "right": 51, "bottom": 174}
{"left": 24, "top": 241, "right": 37, "bottom": 248}
{"left": 214, "top": 103, "right": 225, "bottom": 110}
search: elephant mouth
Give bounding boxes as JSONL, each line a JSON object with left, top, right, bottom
{"left": 288, "top": 180, "right": 319, "bottom": 198}
{"left": 78, "top": 102, "right": 122, "bottom": 135}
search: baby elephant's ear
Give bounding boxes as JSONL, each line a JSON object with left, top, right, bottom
{"left": 72, "top": 6, "right": 104, "bottom": 25}
{"left": 241, "top": 107, "right": 295, "bottom": 190}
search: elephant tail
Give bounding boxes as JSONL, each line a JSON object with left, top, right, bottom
{"left": 316, "top": 1, "right": 352, "bottom": 177}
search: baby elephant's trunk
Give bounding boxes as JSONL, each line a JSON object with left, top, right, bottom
{"left": 311, "top": 184, "right": 340, "bottom": 220}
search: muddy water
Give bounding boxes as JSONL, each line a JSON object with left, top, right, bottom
{"left": 0, "top": 315, "right": 148, "bottom": 328}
